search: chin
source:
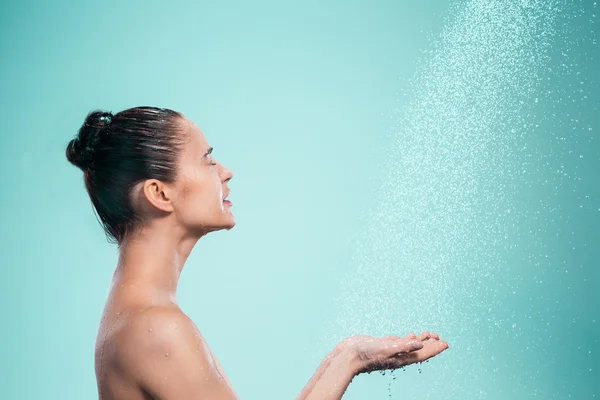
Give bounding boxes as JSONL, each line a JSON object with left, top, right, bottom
{"left": 223, "top": 216, "right": 236, "bottom": 231}
{"left": 190, "top": 216, "right": 235, "bottom": 235}
{"left": 212, "top": 214, "right": 236, "bottom": 232}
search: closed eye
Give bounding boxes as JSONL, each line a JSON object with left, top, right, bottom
{"left": 201, "top": 147, "right": 216, "bottom": 166}
{"left": 202, "top": 147, "right": 214, "bottom": 159}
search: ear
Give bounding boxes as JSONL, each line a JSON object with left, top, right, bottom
{"left": 142, "top": 179, "right": 174, "bottom": 213}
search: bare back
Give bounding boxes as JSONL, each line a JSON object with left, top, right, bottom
{"left": 95, "top": 294, "right": 237, "bottom": 400}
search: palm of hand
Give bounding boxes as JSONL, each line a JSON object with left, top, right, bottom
{"left": 339, "top": 332, "right": 449, "bottom": 374}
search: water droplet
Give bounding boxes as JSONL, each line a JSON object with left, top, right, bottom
{"left": 165, "top": 353, "right": 170, "bottom": 357}
{"left": 148, "top": 328, "right": 153, "bottom": 332}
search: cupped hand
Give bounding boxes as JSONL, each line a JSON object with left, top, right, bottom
{"left": 336, "top": 332, "right": 449, "bottom": 375}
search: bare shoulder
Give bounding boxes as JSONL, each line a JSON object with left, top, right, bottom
{"left": 120, "top": 306, "right": 202, "bottom": 344}
{"left": 112, "top": 307, "right": 233, "bottom": 399}
{"left": 116, "top": 306, "right": 211, "bottom": 367}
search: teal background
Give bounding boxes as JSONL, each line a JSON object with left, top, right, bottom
{"left": 0, "top": 0, "right": 597, "bottom": 399}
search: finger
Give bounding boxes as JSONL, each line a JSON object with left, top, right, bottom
{"left": 416, "top": 339, "right": 449, "bottom": 361}
{"left": 392, "top": 339, "right": 448, "bottom": 366}
{"left": 383, "top": 333, "right": 418, "bottom": 341}
{"left": 430, "top": 332, "right": 440, "bottom": 340}
{"left": 385, "top": 333, "right": 416, "bottom": 341}
{"left": 390, "top": 339, "right": 424, "bottom": 355}
{"left": 418, "top": 331, "right": 431, "bottom": 341}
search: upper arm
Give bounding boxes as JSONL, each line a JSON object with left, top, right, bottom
{"left": 119, "top": 308, "right": 237, "bottom": 400}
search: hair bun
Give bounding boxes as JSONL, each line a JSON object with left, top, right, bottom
{"left": 66, "top": 110, "right": 113, "bottom": 170}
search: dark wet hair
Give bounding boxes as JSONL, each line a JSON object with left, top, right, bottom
{"left": 66, "top": 106, "right": 185, "bottom": 244}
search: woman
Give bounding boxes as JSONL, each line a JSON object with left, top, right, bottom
{"left": 66, "top": 106, "right": 449, "bottom": 400}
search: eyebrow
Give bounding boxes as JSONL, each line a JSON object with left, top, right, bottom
{"left": 201, "top": 147, "right": 213, "bottom": 159}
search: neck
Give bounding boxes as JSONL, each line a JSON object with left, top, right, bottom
{"left": 111, "top": 222, "right": 203, "bottom": 307}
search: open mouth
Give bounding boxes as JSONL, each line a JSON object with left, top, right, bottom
{"left": 223, "top": 192, "right": 231, "bottom": 205}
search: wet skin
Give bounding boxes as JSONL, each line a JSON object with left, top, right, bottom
{"left": 94, "top": 117, "right": 449, "bottom": 400}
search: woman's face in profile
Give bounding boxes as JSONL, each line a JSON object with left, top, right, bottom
{"left": 171, "top": 118, "right": 235, "bottom": 234}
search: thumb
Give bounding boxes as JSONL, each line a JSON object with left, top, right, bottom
{"left": 388, "top": 339, "right": 423, "bottom": 356}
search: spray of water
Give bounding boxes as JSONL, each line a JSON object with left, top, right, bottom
{"left": 326, "top": 0, "right": 596, "bottom": 397}
{"left": 332, "top": 0, "right": 562, "bottom": 338}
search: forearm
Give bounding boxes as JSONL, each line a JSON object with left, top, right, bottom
{"left": 295, "top": 348, "right": 337, "bottom": 400}
{"left": 295, "top": 348, "right": 360, "bottom": 400}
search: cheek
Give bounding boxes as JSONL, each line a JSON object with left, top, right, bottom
{"left": 178, "top": 168, "right": 206, "bottom": 204}
{"left": 178, "top": 168, "right": 222, "bottom": 209}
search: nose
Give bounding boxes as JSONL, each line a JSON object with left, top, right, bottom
{"left": 220, "top": 163, "right": 233, "bottom": 183}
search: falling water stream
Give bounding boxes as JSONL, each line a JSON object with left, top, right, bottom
{"left": 327, "top": 0, "right": 598, "bottom": 398}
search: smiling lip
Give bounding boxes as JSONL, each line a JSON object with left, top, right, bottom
{"left": 223, "top": 200, "right": 232, "bottom": 206}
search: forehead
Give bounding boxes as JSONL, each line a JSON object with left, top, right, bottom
{"left": 183, "top": 118, "right": 210, "bottom": 155}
